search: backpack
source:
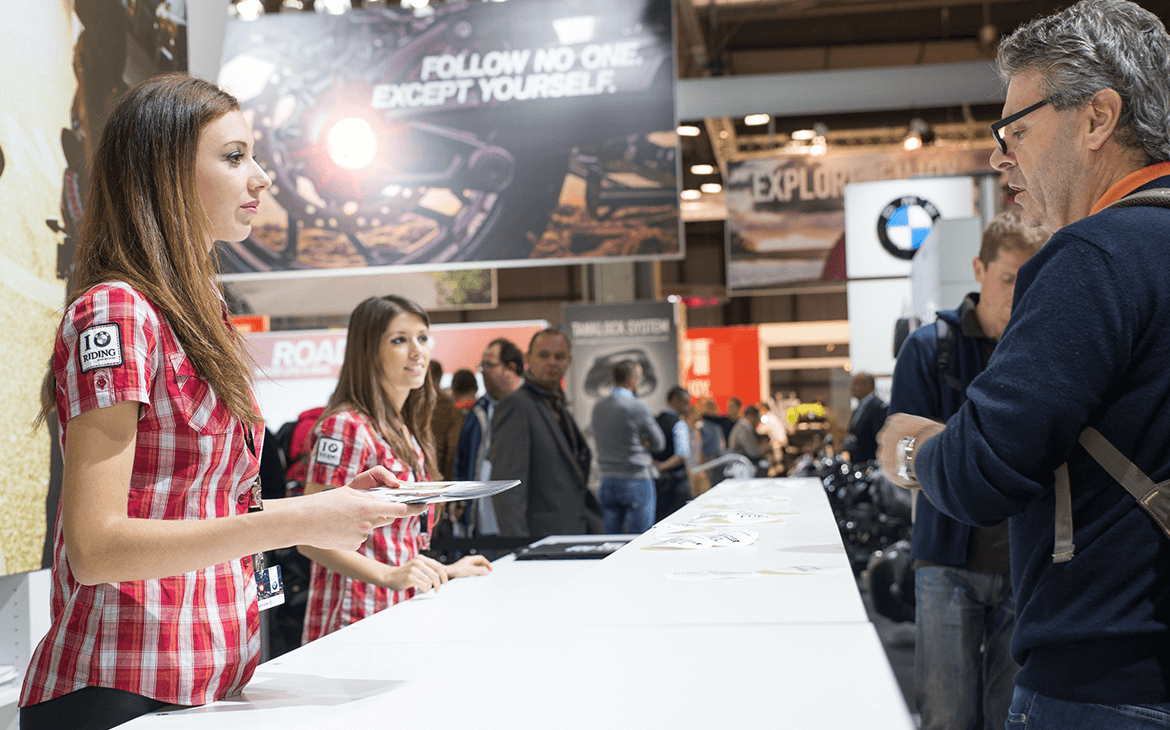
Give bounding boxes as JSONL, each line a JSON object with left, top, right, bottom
{"left": 934, "top": 317, "right": 963, "bottom": 393}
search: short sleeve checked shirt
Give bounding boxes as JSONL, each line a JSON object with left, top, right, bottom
{"left": 20, "top": 282, "right": 263, "bottom": 707}
{"left": 300, "top": 411, "right": 428, "bottom": 644}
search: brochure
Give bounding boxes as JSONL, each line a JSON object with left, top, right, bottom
{"left": 368, "top": 479, "right": 521, "bottom": 504}
{"left": 642, "top": 530, "right": 759, "bottom": 550}
{"left": 513, "top": 538, "right": 634, "bottom": 561}
{"left": 689, "top": 510, "right": 789, "bottom": 524}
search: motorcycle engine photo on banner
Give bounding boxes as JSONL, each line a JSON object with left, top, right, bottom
{"left": 215, "top": 0, "right": 680, "bottom": 278}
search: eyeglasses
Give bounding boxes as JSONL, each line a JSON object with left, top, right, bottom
{"left": 990, "top": 98, "right": 1050, "bottom": 154}
{"left": 477, "top": 361, "right": 502, "bottom": 373}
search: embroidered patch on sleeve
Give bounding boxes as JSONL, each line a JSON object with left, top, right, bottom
{"left": 78, "top": 323, "right": 124, "bottom": 373}
{"left": 316, "top": 437, "right": 344, "bottom": 467}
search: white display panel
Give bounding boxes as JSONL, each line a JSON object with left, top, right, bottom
{"left": 846, "top": 277, "right": 913, "bottom": 378}
{"left": 844, "top": 176, "right": 977, "bottom": 280}
{"left": 909, "top": 216, "right": 982, "bottom": 325}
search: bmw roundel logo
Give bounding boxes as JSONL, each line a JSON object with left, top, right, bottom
{"left": 94, "top": 331, "right": 111, "bottom": 347}
{"left": 877, "top": 196, "right": 941, "bottom": 260}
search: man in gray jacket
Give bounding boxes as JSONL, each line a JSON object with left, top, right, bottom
{"left": 591, "top": 360, "right": 667, "bottom": 533}
{"left": 490, "top": 328, "right": 602, "bottom": 538}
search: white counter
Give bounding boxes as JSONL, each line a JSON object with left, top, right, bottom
{"left": 124, "top": 477, "right": 914, "bottom": 729}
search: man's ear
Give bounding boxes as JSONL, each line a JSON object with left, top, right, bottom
{"left": 972, "top": 256, "right": 987, "bottom": 285}
{"left": 1085, "top": 87, "right": 1123, "bottom": 152}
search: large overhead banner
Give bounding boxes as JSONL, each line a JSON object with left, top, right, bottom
{"left": 725, "top": 145, "right": 996, "bottom": 292}
{"left": 216, "top": 0, "right": 679, "bottom": 279}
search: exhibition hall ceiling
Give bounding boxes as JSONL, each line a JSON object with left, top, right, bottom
{"left": 674, "top": 0, "right": 1170, "bottom": 189}
{"left": 681, "top": 0, "right": 1107, "bottom": 75}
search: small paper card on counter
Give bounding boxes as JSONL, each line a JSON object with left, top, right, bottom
{"left": 369, "top": 479, "right": 521, "bottom": 504}
{"left": 689, "top": 510, "right": 788, "bottom": 524}
{"left": 708, "top": 530, "right": 759, "bottom": 547}
{"left": 644, "top": 535, "right": 716, "bottom": 550}
{"left": 643, "top": 530, "right": 758, "bottom": 550}
{"left": 653, "top": 522, "right": 716, "bottom": 536}
{"left": 758, "top": 565, "right": 848, "bottom": 575}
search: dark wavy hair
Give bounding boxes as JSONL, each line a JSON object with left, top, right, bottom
{"left": 39, "top": 73, "right": 257, "bottom": 427}
{"left": 322, "top": 295, "right": 438, "bottom": 480}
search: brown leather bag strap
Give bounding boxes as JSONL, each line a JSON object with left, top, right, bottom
{"left": 1103, "top": 188, "right": 1170, "bottom": 210}
{"left": 1053, "top": 427, "right": 1170, "bottom": 563}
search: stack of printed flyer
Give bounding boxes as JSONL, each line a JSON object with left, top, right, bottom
{"left": 369, "top": 480, "right": 521, "bottom": 504}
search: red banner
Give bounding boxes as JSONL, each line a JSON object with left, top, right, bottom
{"left": 683, "top": 326, "right": 760, "bottom": 411}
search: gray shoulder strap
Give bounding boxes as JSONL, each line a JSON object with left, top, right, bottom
{"left": 1052, "top": 427, "right": 1170, "bottom": 563}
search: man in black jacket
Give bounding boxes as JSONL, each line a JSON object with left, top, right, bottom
{"left": 845, "top": 372, "right": 886, "bottom": 464}
{"left": 651, "top": 386, "right": 694, "bottom": 521}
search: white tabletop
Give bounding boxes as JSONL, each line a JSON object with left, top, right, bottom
{"left": 124, "top": 477, "right": 913, "bottom": 729}
{"left": 536, "top": 477, "right": 868, "bottom": 627}
{"left": 131, "top": 623, "right": 912, "bottom": 730}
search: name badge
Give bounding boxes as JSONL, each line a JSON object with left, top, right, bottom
{"left": 256, "top": 564, "right": 285, "bottom": 611}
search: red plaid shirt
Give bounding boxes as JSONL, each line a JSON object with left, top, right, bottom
{"left": 301, "top": 411, "right": 428, "bottom": 644}
{"left": 21, "top": 282, "right": 263, "bottom": 707}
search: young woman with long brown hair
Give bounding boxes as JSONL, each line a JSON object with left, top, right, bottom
{"left": 19, "top": 74, "right": 421, "bottom": 730}
{"left": 299, "top": 295, "right": 491, "bottom": 643}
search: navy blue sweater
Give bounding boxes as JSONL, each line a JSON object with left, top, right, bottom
{"left": 916, "top": 176, "right": 1170, "bottom": 705}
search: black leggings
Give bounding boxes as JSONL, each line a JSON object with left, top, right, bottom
{"left": 21, "top": 686, "right": 170, "bottom": 730}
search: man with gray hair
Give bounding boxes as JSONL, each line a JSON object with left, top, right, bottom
{"left": 878, "top": 1, "right": 1170, "bottom": 725}
{"left": 590, "top": 360, "right": 666, "bottom": 533}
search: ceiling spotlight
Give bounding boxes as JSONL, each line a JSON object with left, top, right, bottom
{"left": 700, "top": 183, "right": 722, "bottom": 194}
{"left": 790, "top": 129, "right": 816, "bottom": 141}
{"left": 680, "top": 189, "right": 702, "bottom": 200}
{"left": 904, "top": 117, "right": 934, "bottom": 150}
{"left": 744, "top": 113, "right": 770, "bottom": 126}
{"left": 235, "top": 0, "right": 264, "bottom": 20}
{"left": 677, "top": 125, "right": 701, "bottom": 137}
{"left": 690, "top": 164, "right": 715, "bottom": 175}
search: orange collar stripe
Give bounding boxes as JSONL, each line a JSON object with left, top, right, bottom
{"left": 1091, "top": 161, "right": 1170, "bottom": 214}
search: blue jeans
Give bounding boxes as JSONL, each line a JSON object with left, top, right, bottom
{"left": 1007, "top": 687, "right": 1170, "bottom": 729}
{"left": 599, "top": 478, "right": 655, "bottom": 534}
{"left": 915, "top": 566, "right": 1019, "bottom": 730}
